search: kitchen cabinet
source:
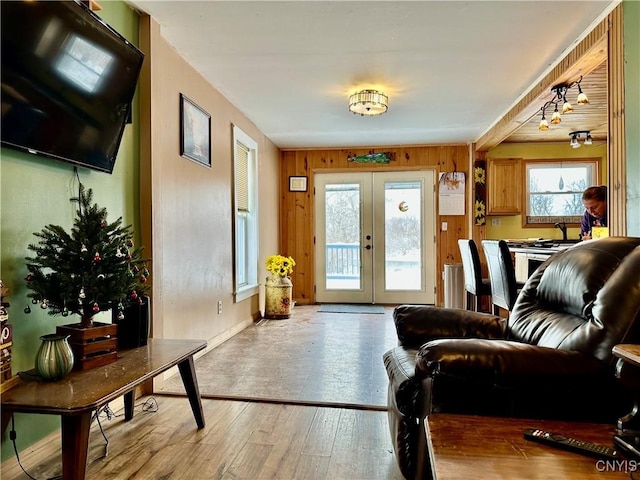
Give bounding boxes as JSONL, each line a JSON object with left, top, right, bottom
{"left": 487, "top": 158, "right": 522, "bottom": 214}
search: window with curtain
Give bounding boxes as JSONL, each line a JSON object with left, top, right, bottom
{"left": 233, "top": 125, "right": 259, "bottom": 301}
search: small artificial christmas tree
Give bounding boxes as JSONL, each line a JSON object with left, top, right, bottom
{"left": 25, "top": 184, "right": 150, "bottom": 328}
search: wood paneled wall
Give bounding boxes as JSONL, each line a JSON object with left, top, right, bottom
{"left": 280, "top": 145, "right": 471, "bottom": 306}
{"left": 608, "top": 5, "right": 626, "bottom": 236}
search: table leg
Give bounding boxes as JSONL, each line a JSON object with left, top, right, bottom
{"left": 177, "top": 355, "right": 205, "bottom": 429}
{"left": 124, "top": 390, "right": 135, "bottom": 421}
{"left": 61, "top": 412, "right": 92, "bottom": 480}
{"left": 615, "top": 359, "right": 640, "bottom": 432}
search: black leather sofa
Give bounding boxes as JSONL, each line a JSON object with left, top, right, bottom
{"left": 383, "top": 237, "right": 640, "bottom": 479}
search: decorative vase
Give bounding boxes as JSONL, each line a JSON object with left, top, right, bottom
{"left": 35, "top": 333, "right": 74, "bottom": 380}
{"left": 264, "top": 275, "right": 293, "bottom": 319}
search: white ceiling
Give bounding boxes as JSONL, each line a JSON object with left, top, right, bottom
{"left": 128, "top": 0, "right": 618, "bottom": 150}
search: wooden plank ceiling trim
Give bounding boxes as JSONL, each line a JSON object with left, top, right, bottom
{"left": 475, "top": 18, "right": 609, "bottom": 152}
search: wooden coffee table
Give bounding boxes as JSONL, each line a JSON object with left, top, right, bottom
{"left": 1, "top": 338, "right": 206, "bottom": 480}
{"left": 427, "top": 414, "right": 630, "bottom": 479}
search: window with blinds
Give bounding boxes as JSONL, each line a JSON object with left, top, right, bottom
{"left": 233, "top": 125, "right": 259, "bottom": 301}
{"left": 235, "top": 142, "right": 250, "bottom": 212}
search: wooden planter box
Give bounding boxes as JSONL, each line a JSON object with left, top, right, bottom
{"left": 56, "top": 322, "right": 118, "bottom": 370}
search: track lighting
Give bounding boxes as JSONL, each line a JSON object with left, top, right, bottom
{"left": 569, "top": 130, "right": 592, "bottom": 148}
{"left": 537, "top": 76, "right": 589, "bottom": 131}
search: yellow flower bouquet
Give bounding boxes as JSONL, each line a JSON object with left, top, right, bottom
{"left": 265, "top": 255, "right": 296, "bottom": 277}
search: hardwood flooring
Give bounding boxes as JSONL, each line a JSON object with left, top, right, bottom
{"left": 1, "top": 305, "right": 404, "bottom": 479}
{"left": 1, "top": 396, "right": 403, "bottom": 479}
{"left": 161, "top": 305, "right": 398, "bottom": 409}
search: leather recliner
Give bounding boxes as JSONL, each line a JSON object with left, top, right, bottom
{"left": 383, "top": 237, "right": 640, "bottom": 479}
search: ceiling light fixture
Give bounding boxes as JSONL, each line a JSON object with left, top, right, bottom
{"left": 349, "top": 89, "right": 388, "bottom": 116}
{"left": 537, "top": 76, "right": 589, "bottom": 131}
{"left": 569, "top": 130, "right": 592, "bottom": 148}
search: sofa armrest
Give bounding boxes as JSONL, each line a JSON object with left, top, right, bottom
{"left": 415, "top": 338, "right": 604, "bottom": 386}
{"left": 393, "top": 305, "right": 507, "bottom": 348}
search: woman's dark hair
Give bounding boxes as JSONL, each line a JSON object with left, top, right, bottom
{"left": 582, "top": 185, "right": 607, "bottom": 202}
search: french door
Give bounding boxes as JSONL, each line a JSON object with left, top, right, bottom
{"left": 314, "top": 171, "right": 436, "bottom": 304}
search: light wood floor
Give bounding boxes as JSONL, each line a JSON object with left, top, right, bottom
{"left": 1, "top": 306, "right": 404, "bottom": 479}
{"left": 1, "top": 396, "right": 403, "bottom": 480}
{"left": 161, "top": 305, "right": 398, "bottom": 409}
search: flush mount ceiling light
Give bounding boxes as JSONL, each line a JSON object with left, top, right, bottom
{"left": 569, "top": 130, "right": 592, "bottom": 148}
{"left": 349, "top": 89, "right": 388, "bottom": 116}
{"left": 538, "top": 76, "right": 590, "bottom": 131}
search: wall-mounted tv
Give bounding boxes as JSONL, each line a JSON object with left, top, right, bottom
{"left": 1, "top": 0, "right": 144, "bottom": 174}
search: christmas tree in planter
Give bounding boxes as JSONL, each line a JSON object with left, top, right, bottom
{"left": 25, "top": 185, "right": 150, "bottom": 368}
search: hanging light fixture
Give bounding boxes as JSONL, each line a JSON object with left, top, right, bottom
{"left": 576, "top": 77, "right": 589, "bottom": 105}
{"left": 550, "top": 103, "right": 562, "bottom": 124}
{"left": 538, "top": 109, "right": 549, "bottom": 131}
{"left": 569, "top": 130, "right": 592, "bottom": 148}
{"left": 349, "top": 89, "right": 388, "bottom": 116}
{"left": 538, "top": 76, "right": 589, "bottom": 131}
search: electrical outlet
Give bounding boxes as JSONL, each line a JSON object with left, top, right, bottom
{"left": 217, "top": 300, "right": 222, "bottom": 314}
{"left": 491, "top": 218, "right": 501, "bottom": 226}
{"left": 442, "top": 222, "right": 448, "bottom": 231}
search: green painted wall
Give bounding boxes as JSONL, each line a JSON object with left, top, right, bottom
{"left": 625, "top": 0, "right": 640, "bottom": 236}
{"left": 0, "top": 2, "right": 141, "bottom": 462}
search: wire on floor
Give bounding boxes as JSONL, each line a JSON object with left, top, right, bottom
{"left": 9, "top": 413, "right": 62, "bottom": 480}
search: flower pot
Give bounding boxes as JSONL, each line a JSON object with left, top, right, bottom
{"left": 264, "top": 275, "right": 293, "bottom": 319}
{"left": 35, "top": 333, "right": 74, "bottom": 380}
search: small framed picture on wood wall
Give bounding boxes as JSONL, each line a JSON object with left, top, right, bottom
{"left": 180, "top": 93, "right": 211, "bottom": 168}
{"left": 289, "top": 176, "right": 308, "bottom": 192}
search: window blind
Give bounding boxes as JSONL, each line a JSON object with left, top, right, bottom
{"left": 236, "top": 142, "right": 250, "bottom": 212}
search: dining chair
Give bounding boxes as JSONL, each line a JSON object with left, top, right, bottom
{"left": 457, "top": 239, "right": 492, "bottom": 312}
{"left": 481, "top": 239, "right": 525, "bottom": 316}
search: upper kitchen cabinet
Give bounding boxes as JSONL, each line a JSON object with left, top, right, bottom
{"left": 487, "top": 158, "right": 522, "bottom": 215}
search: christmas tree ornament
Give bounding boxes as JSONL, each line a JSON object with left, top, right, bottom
{"left": 140, "top": 275, "right": 147, "bottom": 283}
{"left": 31, "top": 298, "right": 39, "bottom": 304}
{"left": 97, "top": 274, "right": 105, "bottom": 280}
{"left": 62, "top": 307, "right": 69, "bottom": 317}
{"left": 100, "top": 220, "right": 107, "bottom": 228}
{"left": 130, "top": 291, "right": 138, "bottom": 300}
{"left": 81, "top": 244, "right": 88, "bottom": 253}
{"left": 79, "top": 288, "right": 86, "bottom": 299}
{"left": 25, "top": 274, "right": 33, "bottom": 281}
{"left": 127, "top": 239, "right": 134, "bottom": 247}
{"left": 93, "top": 252, "right": 101, "bottom": 262}
{"left": 92, "top": 302, "right": 100, "bottom": 313}
{"left": 24, "top": 305, "right": 31, "bottom": 314}
{"left": 118, "top": 311, "right": 125, "bottom": 321}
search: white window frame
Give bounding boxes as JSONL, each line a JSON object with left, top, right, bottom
{"left": 524, "top": 158, "right": 600, "bottom": 225}
{"left": 233, "top": 125, "right": 259, "bottom": 302}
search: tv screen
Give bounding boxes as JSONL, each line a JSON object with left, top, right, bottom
{"left": 1, "top": 0, "right": 144, "bottom": 173}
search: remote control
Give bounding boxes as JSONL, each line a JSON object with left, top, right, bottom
{"left": 524, "top": 428, "right": 620, "bottom": 460}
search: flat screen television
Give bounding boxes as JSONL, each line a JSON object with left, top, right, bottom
{"left": 1, "top": 0, "right": 144, "bottom": 174}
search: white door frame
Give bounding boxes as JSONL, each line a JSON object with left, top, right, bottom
{"left": 314, "top": 170, "right": 436, "bottom": 304}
